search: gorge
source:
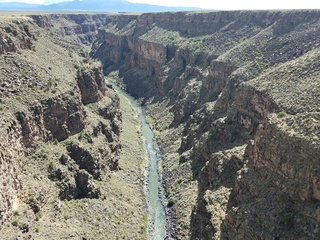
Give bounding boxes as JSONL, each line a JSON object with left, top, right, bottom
{"left": 107, "top": 78, "right": 166, "bottom": 239}
{"left": 1, "top": 10, "right": 320, "bottom": 240}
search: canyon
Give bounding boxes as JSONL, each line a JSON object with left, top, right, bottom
{"left": 1, "top": 10, "right": 320, "bottom": 240}
{"left": 0, "top": 13, "right": 145, "bottom": 239}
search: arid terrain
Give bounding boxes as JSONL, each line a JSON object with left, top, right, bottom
{"left": 91, "top": 10, "right": 320, "bottom": 239}
{"left": 0, "top": 13, "right": 147, "bottom": 239}
{"left": 1, "top": 10, "right": 320, "bottom": 240}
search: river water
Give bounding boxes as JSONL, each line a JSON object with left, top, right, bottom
{"left": 106, "top": 79, "right": 166, "bottom": 240}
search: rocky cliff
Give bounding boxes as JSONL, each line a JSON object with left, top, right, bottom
{"left": 91, "top": 10, "right": 320, "bottom": 239}
{"left": 0, "top": 14, "right": 143, "bottom": 239}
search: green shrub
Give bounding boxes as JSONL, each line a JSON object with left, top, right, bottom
{"left": 13, "top": 210, "right": 20, "bottom": 216}
{"left": 35, "top": 211, "right": 43, "bottom": 221}
{"left": 282, "top": 211, "right": 295, "bottom": 228}
{"left": 63, "top": 212, "right": 70, "bottom": 220}
{"left": 278, "top": 111, "right": 287, "bottom": 118}
{"left": 139, "top": 214, "right": 148, "bottom": 239}
{"left": 165, "top": 188, "right": 171, "bottom": 197}
{"left": 48, "top": 161, "right": 56, "bottom": 172}
{"left": 27, "top": 193, "right": 35, "bottom": 202}
{"left": 177, "top": 177, "right": 183, "bottom": 184}
{"left": 146, "top": 115, "right": 155, "bottom": 126}
{"left": 189, "top": 174, "right": 194, "bottom": 181}
{"left": 78, "top": 131, "right": 84, "bottom": 140}
{"left": 167, "top": 197, "right": 177, "bottom": 207}
{"left": 47, "top": 78, "right": 54, "bottom": 87}
{"left": 11, "top": 219, "right": 19, "bottom": 227}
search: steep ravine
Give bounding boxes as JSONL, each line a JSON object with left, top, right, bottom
{"left": 92, "top": 10, "right": 320, "bottom": 239}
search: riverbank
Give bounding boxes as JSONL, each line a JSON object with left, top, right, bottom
{"left": 107, "top": 78, "right": 167, "bottom": 240}
{"left": 106, "top": 88, "right": 149, "bottom": 239}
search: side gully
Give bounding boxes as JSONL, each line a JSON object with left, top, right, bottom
{"left": 106, "top": 78, "right": 167, "bottom": 240}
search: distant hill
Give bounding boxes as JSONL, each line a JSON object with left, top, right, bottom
{"left": 0, "top": 2, "right": 41, "bottom": 10}
{"left": 0, "top": 0, "right": 201, "bottom": 12}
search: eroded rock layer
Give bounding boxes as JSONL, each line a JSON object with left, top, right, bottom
{"left": 0, "top": 14, "right": 122, "bottom": 231}
{"left": 91, "top": 10, "right": 320, "bottom": 239}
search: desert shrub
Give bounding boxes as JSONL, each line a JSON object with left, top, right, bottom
{"left": 167, "top": 197, "right": 177, "bottom": 207}
{"left": 13, "top": 210, "right": 20, "bottom": 216}
{"left": 146, "top": 115, "right": 155, "bottom": 126}
{"left": 282, "top": 211, "right": 295, "bottom": 228}
{"left": 11, "top": 219, "right": 20, "bottom": 227}
{"left": 48, "top": 161, "right": 56, "bottom": 172}
{"left": 78, "top": 131, "right": 84, "bottom": 140}
{"left": 177, "top": 177, "right": 183, "bottom": 184}
{"left": 278, "top": 111, "right": 287, "bottom": 118}
{"left": 35, "top": 211, "right": 43, "bottom": 221}
{"left": 63, "top": 212, "right": 70, "bottom": 220}
{"left": 189, "top": 174, "right": 194, "bottom": 181}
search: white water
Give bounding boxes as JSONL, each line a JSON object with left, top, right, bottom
{"left": 106, "top": 79, "right": 166, "bottom": 240}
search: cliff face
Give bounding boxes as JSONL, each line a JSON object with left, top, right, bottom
{"left": 0, "top": 19, "right": 35, "bottom": 54}
{"left": 92, "top": 10, "right": 320, "bottom": 239}
{"left": 30, "top": 14, "right": 107, "bottom": 44}
{"left": 0, "top": 14, "right": 122, "bottom": 229}
{"left": 77, "top": 64, "right": 107, "bottom": 104}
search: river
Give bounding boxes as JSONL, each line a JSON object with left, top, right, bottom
{"left": 106, "top": 78, "right": 166, "bottom": 240}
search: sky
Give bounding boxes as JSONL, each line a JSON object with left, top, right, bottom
{"left": 127, "top": 0, "right": 320, "bottom": 10}
{"left": 0, "top": 0, "right": 319, "bottom": 10}
{"left": 0, "top": 0, "right": 71, "bottom": 4}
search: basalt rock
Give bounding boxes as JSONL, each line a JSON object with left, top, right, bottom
{"left": 0, "top": 14, "right": 121, "bottom": 225}
{"left": 0, "top": 19, "right": 36, "bottom": 54}
{"left": 30, "top": 14, "right": 108, "bottom": 45}
{"left": 0, "top": 120, "right": 25, "bottom": 223}
{"left": 77, "top": 64, "right": 107, "bottom": 105}
{"left": 92, "top": 10, "right": 320, "bottom": 239}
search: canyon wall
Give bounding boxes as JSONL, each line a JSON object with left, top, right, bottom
{"left": 0, "top": 14, "right": 122, "bottom": 225}
{"left": 1, "top": 10, "right": 320, "bottom": 239}
{"left": 92, "top": 10, "right": 320, "bottom": 239}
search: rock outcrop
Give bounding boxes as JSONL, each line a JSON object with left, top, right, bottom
{"left": 77, "top": 63, "right": 107, "bottom": 104}
{"left": 0, "top": 17, "right": 36, "bottom": 54}
{"left": 92, "top": 10, "right": 320, "bottom": 239}
{"left": 30, "top": 14, "right": 107, "bottom": 44}
{"left": 0, "top": 14, "right": 122, "bottom": 227}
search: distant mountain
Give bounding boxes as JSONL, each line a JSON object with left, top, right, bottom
{"left": 0, "top": 0, "right": 201, "bottom": 12}
{"left": 0, "top": 2, "right": 41, "bottom": 10}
